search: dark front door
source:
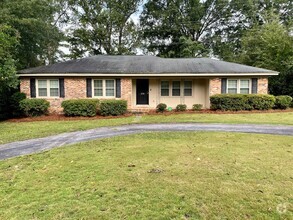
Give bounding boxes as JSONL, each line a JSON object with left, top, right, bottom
{"left": 136, "top": 79, "right": 149, "bottom": 105}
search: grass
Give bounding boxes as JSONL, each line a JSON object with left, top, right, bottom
{"left": 0, "top": 112, "right": 293, "bottom": 144}
{"left": 0, "top": 132, "right": 292, "bottom": 219}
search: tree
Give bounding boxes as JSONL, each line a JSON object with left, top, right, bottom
{"left": 0, "top": 25, "right": 19, "bottom": 92}
{"left": 211, "top": 0, "right": 293, "bottom": 61}
{"left": 67, "top": 0, "right": 142, "bottom": 58}
{"left": 140, "top": 0, "right": 231, "bottom": 57}
{"left": 0, "top": 25, "right": 20, "bottom": 120}
{"left": 0, "top": 0, "right": 64, "bottom": 69}
{"left": 238, "top": 19, "right": 293, "bottom": 96}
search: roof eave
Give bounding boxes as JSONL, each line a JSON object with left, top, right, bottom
{"left": 17, "top": 72, "right": 279, "bottom": 77}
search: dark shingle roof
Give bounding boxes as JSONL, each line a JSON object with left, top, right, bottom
{"left": 18, "top": 55, "right": 277, "bottom": 75}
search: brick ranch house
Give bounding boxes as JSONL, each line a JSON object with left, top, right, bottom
{"left": 18, "top": 55, "right": 278, "bottom": 113}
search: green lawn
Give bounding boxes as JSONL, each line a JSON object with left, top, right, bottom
{"left": 0, "top": 112, "right": 293, "bottom": 144}
{"left": 0, "top": 132, "right": 292, "bottom": 219}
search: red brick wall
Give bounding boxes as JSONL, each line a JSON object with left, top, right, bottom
{"left": 20, "top": 77, "right": 134, "bottom": 114}
{"left": 121, "top": 78, "right": 132, "bottom": 109}
{"left": 209, "top": 78, "right": 221, "bottom": 95}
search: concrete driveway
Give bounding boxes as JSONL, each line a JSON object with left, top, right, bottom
{"left": 0, "top": 123, "right": 292, "bottom": 160}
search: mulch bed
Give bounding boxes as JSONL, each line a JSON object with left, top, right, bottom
{"left": 5, "top": 109, "right": 293, "bottom": 123}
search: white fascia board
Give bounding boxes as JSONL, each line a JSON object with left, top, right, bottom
{"left": 18, "top": 72, "right": 279, "bottom": 77}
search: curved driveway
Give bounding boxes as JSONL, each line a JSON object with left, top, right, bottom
{"left": 0, "top": 123, "right": 292, "bottom": 160}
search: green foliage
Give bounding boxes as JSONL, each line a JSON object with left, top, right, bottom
{"left": 176, "top": 104, "right": 187, "bottom": 112}
{"left": 156, "top": 103, "right": 167, "bottom": 112}
{"left": 99, "top": 100, "right": 127, "bottom": 116}
{"left": 61, "top": 99, "right": 99, "bottom": 117}
{"left": 192, "top": 104, "right": 203, "bottom": 111}
{"left": 247, "top": 95, "right": 276, "bottom": 110}
{"left": 9, "top": 92, "right": 26, "bottom": 117}
{"left": 210, "top": 94, "right": 275, "bottom": 111}
{"left": 0, "top": 0, "right": 64, "bottom": 68}
{"left": 141, "top": 0, "right": 230, "bottom": 57}
{"left": 19, "top": 99, "right": 50, "bottom": 117}
{"left": 67, "top": 0, "right": 142, "bottom": 58}
{"left": 274, "top": 96, "right": 293, "bottom": 110}
{"left": 0, "top": 25, "right": 19, "bottom": 92}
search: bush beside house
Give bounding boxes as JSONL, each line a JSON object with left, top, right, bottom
{"left": 62, "top": 99, "right": 99, "bottom": 117}
{"left": 274, "top": 96, "right": 292, "bottom": 109}
{"left": 19, "top": 99, "right": 50, "bottom": 117}
{"left": 176, "top": 104, "right": 187, "bottom": 111}
{"left": 210, "top": 94, "right": 276, "bottom": 111}
{"left": 99, "top": 100, "right": 127, "bottom": 116}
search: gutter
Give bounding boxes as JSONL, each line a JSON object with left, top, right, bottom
{"left": 17, "top": 72, "right": 279, "bottom": 77}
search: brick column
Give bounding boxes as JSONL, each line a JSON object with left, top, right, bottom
{"left": 209, "top": 78, "right": 221, "bottom": 96}
{"left": 121, "top": 78, "right": 132, "bottom": 109}
{"left": 20, "top": 78, "right": 30, "bottom": 97}
{"left": 258, "top": 78, "right": 268, "bottom": 94}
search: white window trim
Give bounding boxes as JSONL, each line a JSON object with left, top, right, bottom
{"left": 227, "top": 79, "right": 251, "bottom": 94}
{"left": 160, "top": 80, "right": 193, "bottom": 97}
{"left": 36, "top": 79, "right": 60, "bottom": 98}
{"left": 92, "top": 79, "right": 116, "bottom": 98}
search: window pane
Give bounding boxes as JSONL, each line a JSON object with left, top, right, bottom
{"left": 38, "top": 88, "right": 47, "bottom": 97}
{"left": 38, "top": 80, "right": 47, "bottom": 88}
{"left": 240, "top": 80, "right": 249, "bottom": 88}
{"left": 50, "top": 80, "right": 59, "bottom": 96}
{"left": 50, "top": 88, "right": 59, "bottom": 96}
{"left": 50, "top": 80, "right": 59, "bottom": 88}
{"left": 184, "top": 81, "right": 192, "bottom": 96}
{"left": 161, "top": 81, "right": 169, "bottom": 96}
{"left": 228, "top": 80, "right": 237, "bottom": 88}
{"left": 38, "top": 80, "right": 47, "bottom": 97}
{"left": 94, "top": 80, "right": 103, "bottom": 96}
{"left": 172, "top": 81, "right": 180, "bottom": 96}
{"left": 228, "top": 88, "right": 237, "bottom": 94}
{"left": 106, "top": 80, "right": 115, "bottom": 96}
{"left": 240, "top": 88, "right": 249, "bottom": 94}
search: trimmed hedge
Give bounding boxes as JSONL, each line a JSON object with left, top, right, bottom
{"left": 176, "top": 104, "right": 187, "bottom": 111}
{"left": 192, "top": 104, "right": 203, "bottom": 111}
{"left": 62, "top": 99, "right": 99, "bottom": 117}
{"left": 99, "top": 100, "right": 127, "bottom": 116}
{"left": 274, "top": 96, "right": 292, "bottom": 109}
{"left": 210, "top": 94, "right": 275, "bottom": 111}
{"left": 156, "top": 103, "right": 167, "bottom": 112}
{"left": 20, "top": 99, "right": 50, "bottom": 117}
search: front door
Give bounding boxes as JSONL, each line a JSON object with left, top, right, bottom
{"left": 136, "top": 79, "right": 149, "bottom": 105}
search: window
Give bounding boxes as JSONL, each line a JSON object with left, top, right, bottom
{"left": 106, "top": 80, "right": 115, "bottom": 96}
{"left": 94, "top": 80, "right": 103, "bottom": 96}
{"left": 37, "top": 79, "right": 59, "bottom": 97}
{"left": 93, "top": 79, "right": 115, "bottom": 97}
{"left": 161, "top": 81, "right": 169, "bottom": 96}
{"left": 240, "top": 80, "right": 250, "bottom": 94}
{"left": 172, "top": 81, "right": 181, "bottom": 96}
{"left": 184, "top": 81, "right": 192, "bottom": 96}
{"left": 227, "top": 80, "right": 237, "bottom": 94}
{"left": 227, "top": 79, "right": 250, "bottom": 94}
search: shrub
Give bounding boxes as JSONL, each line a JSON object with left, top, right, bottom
{"left": 176, "top": 104, "right": 187, "bottom": 111}
{"left": 274, "top": 96, "right": 293, "bottom": 109}
{"left": 248, "top": 95, "right": 275, "bottom": 110}
{"left": 20, "top": 99, "right": 50, "bottom": 117}
{"left": 210, "top": 94, "right": 275, "bottom": 111}
{"left": 99, "top": 100, "right": 127, "bottom": 116}
{"left": 62, "top": 99, "right": 99, "bottom": 117}
{"left": 10, "top": 92, "right": 26, "bottom": 117}
{"left": 192, "top": 104, "right": 203, "bottom": 111}
{"left": 210, "top": 94, "right": 251, "bottom": 111}
{"left": 156, "top": 103, "right": 167, "bottom": 112}
{"left": 291, "top": 100, "right": 293, "bottom": 108}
